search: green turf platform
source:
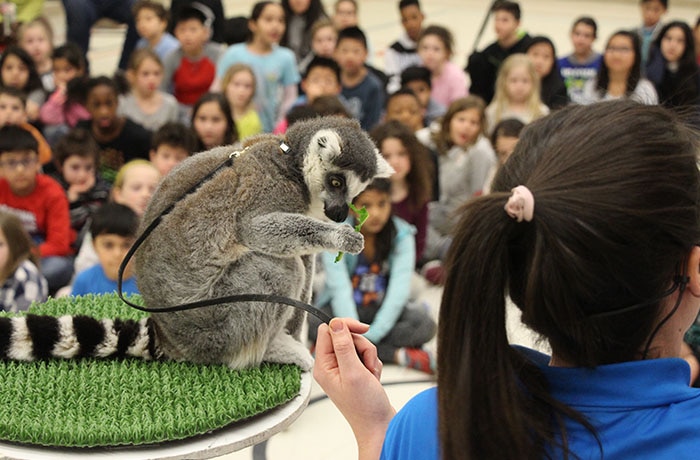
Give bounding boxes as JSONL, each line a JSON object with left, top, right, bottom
{"left": 0, "top": 295, "right": 302, "bottom": 448}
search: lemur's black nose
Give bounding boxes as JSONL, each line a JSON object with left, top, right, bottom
{"left": 325, "top": 203, "right": 349, "bottom": 223}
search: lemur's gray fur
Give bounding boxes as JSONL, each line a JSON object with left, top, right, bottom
{"left": 0, "top": 117, "right": 392, "bottom": 371}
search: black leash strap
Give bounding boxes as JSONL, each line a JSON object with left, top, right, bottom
{"left": 117, "top": 146, "right": 333, "bottom": 325}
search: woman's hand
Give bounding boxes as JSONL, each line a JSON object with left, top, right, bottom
{"left": 313, "top": 318, "right": 397, "bottom": 460}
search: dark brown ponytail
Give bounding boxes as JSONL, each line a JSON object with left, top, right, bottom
{"left": 438, "top": 101, "right": 700, "bottom": 459}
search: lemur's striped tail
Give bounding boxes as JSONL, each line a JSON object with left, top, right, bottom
{"left": 0, "top": 315, "right": 160, "bottom": 362}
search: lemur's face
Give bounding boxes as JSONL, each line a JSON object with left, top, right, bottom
{"left": 301, "top": 125, "right": 393, "bottom": 223}
{"left": 322, "top": 168, "right": 369, "bottom": 222}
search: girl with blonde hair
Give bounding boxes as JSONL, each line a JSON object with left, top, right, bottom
{"left": 485, "top": 53, "right": 549, "bottom": 133}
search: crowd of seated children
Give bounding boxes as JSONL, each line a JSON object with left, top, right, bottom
{"left": 0, "top": 0, "right": 698, "bottom": 314}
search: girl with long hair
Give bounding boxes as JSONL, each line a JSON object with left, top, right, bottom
{"left": 312, "top": 178, "right": 436, "bottom": 373}
{"left": 582, "top": 30, "right": 658, "bottom": 104}
{"left": 0, "top": 211, "right": 48, "bottom": 312}
{"left": 646, "top": 20, "right": 700, "bottom": 110}
{"left": 485, "top": 53, "right": 549, "bottom": 133}
{"left": 370, "top": 120, "right": 433, "bottom": 264}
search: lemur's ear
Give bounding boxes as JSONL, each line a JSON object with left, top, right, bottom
{"left": 374, "top": 149, "right": 395, "bottom": 178}
{"left": 311, "top": 129, "right": 343, "bottom": 162}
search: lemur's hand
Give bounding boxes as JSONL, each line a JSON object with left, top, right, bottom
{"left": 334, "top": 225, "right": 364, "bottom": 254}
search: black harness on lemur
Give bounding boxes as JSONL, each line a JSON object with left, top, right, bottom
{"left": 117, "top": 142, "right": 333, "bottom": 325}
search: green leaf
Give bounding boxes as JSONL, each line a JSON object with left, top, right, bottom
{"left": 334, "top": 204, "right": 369, "bottom": 263}
{"left": 350, "top": 203, "right": 369, "bottom": 232}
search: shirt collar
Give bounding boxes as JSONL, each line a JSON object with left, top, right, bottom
{"left": 517, "top": 346, "right": 699, "bottom": 408}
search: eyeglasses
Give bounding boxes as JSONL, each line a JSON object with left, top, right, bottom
{"left": 605, "top": 46, "right": 633, "bottom": 54}
{"left": 0, "top": 157, "right": 38, "bottom": 170}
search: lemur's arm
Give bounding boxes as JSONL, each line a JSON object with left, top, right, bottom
{"left": 238, "top": 212, "right": 363, "bottom": 257}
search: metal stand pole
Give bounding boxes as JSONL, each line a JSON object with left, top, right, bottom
{"left": 472, "top": 0, "right": 500, "bottom": 52}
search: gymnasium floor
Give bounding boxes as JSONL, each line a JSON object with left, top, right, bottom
{"left": 39, "top": 1, "right": 698, "bottom": 458}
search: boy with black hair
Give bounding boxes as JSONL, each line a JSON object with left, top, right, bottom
{"left": 334, "top": 26, "right": 385, "bottom": 131}
{"left": 71, "top": 202, "right": 140, "bottom": 296}
{"left": 169, "top": 0, "right": 227, "bottom": 44}
{"left": 0, "top": 125, "right": 74, "bottom": 293}
{"left": 300, "top": 56, "right": 343, "bottom": 104}
{"left": 133, "top": 0, "right": 179, "bottom": 60}
{"left": 275, "top": 56, "right": 345, "bottom": 133}
{"left": 465, "top": 0, "right": 532, "bottom": 104}
{"left": 149, "top": 121, "right": 197, "bottom": 176}
{"left": 384, "top": 87, "right": 424, "bottom": 132}
{"left": 558, "top": 17, "right": 602, "bottom": 104}
{"left": 635, "top": 0, "right": 667, "bottom": 71}
{"left": 51, "top": 128, "right": 111, "bottom": 252}
{"left": 385, "top": 0, "right": 425, "bottom": 94}
{"left": 400, "top": 65, "right": 445, "bottom": 126}
{"left": 161, "top": 3, "right": 223, "bottom": 120}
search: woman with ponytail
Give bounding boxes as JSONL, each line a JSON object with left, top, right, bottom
{"left": 314, "top": 100, "right": 700, "bottom": 459}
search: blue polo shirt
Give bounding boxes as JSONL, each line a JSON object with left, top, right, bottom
{"left": 381, "top": 347, "right": 700, "bottom": 460}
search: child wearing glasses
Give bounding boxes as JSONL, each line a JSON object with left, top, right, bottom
{"left": 580, "top": 30, "right": 658, "bottom": 104}
{"left": 0, "top": 125, "right": 74, "bottom": 294}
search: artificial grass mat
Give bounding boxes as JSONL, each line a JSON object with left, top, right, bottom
{"left": 0, "top": 294, "right": 302, "bottom": 448}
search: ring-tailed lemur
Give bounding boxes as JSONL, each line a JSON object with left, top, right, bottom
{"left": 0, "top": 117, "right": 393, "bottom": 371}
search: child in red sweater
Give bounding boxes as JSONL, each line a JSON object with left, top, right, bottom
{"left": 0, "top": 125, "right": 74, "bottom": 292}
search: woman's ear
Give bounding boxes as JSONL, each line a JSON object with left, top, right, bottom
{"left": 686, "top": 246, "right": 700, "bottom": 298}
